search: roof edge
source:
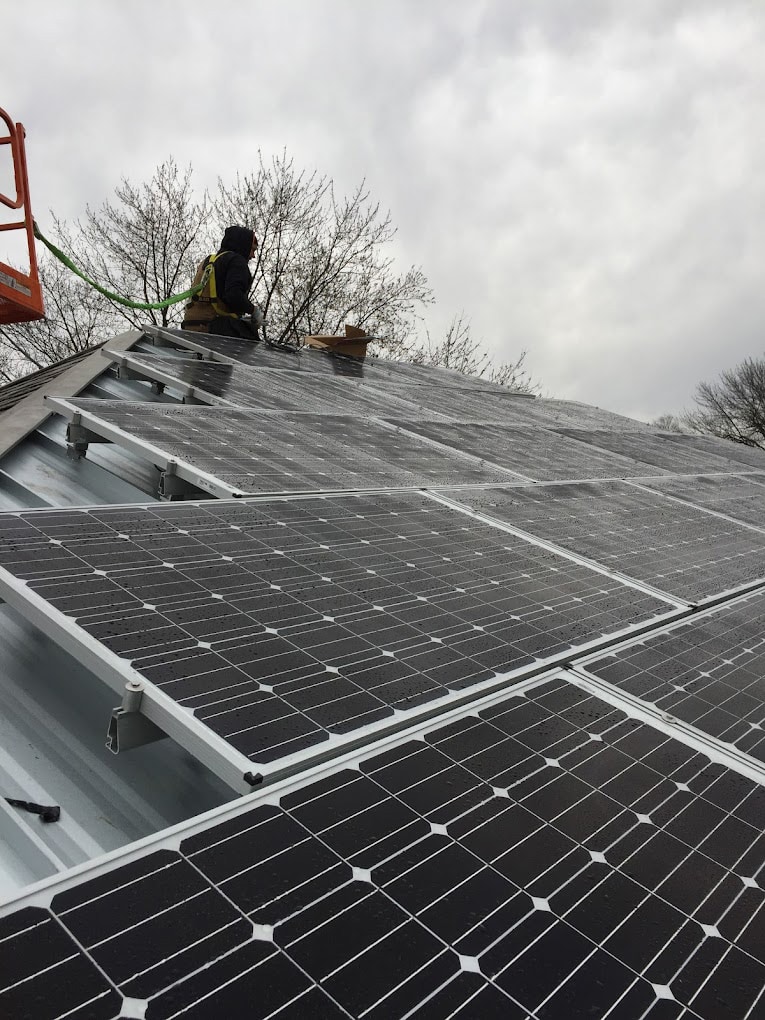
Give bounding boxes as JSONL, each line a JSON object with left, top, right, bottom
{"left": 0, "top": 330, "right": 142, "bottom": 459}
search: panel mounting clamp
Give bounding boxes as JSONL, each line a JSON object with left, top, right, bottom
{"left": 107, "top": 680, "right": 167, "bottom": 753}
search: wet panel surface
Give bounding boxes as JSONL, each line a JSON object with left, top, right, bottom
{"left": 638, "top": 474, "right": 765, "bottom": 530}
{"left": 587, "top": 590, "right": 765, "bottom": 765}
{"left": 440, "top": 481, "right": 765, "bottom": 602}
{"left": 556, "top": 430, "right": 748, "bottom": 475}
{"left": 388, "top": 420, "right": 657, "bottom": 481}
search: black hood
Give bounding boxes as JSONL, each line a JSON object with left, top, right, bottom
{"left": 219, "top": 225, "right": 254, "bottom": 258}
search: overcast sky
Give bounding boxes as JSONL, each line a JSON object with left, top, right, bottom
{"left": 3, "top": 1, "right": 764, "bottom": 420}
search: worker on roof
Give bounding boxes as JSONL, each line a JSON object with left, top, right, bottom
{"left": 181, "top": 225, "right": 264, "bottom": 341}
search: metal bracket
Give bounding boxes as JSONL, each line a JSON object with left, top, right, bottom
{"left": 107, "top": 680, "right": 167, "bottom": 753}
{"left": 116, "top": 362, "right": 143, "bottom": 382}
{"left": 150, "top": 380, "right": 166, "bottom": 395}
{"left": 65, "top": 420, "right": 111, "bottom": 460}
{"left": 146, "top": 330, "right": 173, "bottom": 348}
{"left": 158, "top": 461, "right": 201, "bottom": 501}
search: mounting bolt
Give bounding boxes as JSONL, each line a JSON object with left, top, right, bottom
{"left": 122, "top": 679, "right": 144, "bottom": 713}
{"left": 243, "top": 772, "right": 264, "bottom": 787}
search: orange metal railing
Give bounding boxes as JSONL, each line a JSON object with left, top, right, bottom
{"left": 0, "top": 107, "right": 44, "bottom": 324}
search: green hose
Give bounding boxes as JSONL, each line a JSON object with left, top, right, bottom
{"left": 33, "top": 221, "right": 207, "bottom": 310}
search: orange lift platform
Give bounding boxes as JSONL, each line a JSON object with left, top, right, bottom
{"left": 0, "top": 107, "right": 44, "bottom": 325}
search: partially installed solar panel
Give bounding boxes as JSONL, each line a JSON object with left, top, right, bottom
{"left": 0, "top": 495, "right": 676, "bottom": 786}
{"left": 635, "top": 474, "right": 765, "bottom": 531}
{"left": 3, "top": 675, "right": 765, "bottom": 1019}
{"left": 47, "top": 398, "right": 520, "bottom": 496}
{"left": 386, "top": 420, "right": 660, "bottom": 481}
{"left": 584, "top": 589, "right": 765, "bottom": 767}
{"left": 437, "top": 481, "right": 765, "bottom": 604}
{"left": 555, "top": 429, "right": 754, "bottom": 475}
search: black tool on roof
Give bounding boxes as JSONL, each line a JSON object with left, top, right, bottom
{"left": 5, "top": 797, "right": 61, "bottom": 823}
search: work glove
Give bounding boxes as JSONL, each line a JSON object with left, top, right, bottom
{"left": 251, "top": 304, "right": 265, "bottom": 331}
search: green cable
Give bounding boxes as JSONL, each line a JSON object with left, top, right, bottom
{"left": 33, "top": 221, "right": 207, "bottom": 310}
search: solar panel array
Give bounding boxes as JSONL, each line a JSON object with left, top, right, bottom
{"left": 4, "top": 325, "right": 765, "bottom": 1018}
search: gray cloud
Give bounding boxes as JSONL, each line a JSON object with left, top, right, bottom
{"left": 4, "top": 0, "right": 764, "bottom": 420}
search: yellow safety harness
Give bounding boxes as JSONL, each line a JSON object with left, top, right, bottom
{"left": 192, "top": 252, "right": 238, "bottom": 318}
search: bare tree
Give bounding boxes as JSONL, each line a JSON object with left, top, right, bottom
{"left": 651, "top": 413, "right": 684, "bottom": 432}
{"left": 0, "top": 155, "right": 535, "bottom": 393}
{"left": 684, "top": 358, "right": 765, "bottom": 449}
{"left": 212, "top": 153, "right": 431, "bottom": 351}
{"left": 60, "top": 158, "right": 211, "bottom": 330}
{"left": 409, "top": 313, "right": 538, "bottom": 393}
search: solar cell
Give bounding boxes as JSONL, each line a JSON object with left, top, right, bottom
{"left": 585, "top": 590, "right": 765, "bottom": 766}
{"left": 4, "top": 676, "right": 765, "bottom": 1019}
{"left": 637, "top": 474, "right": 765, "bottom": 531}
{"left": 111, "top": 352, "right": 436, "bottom": 418}
{"left": 556, "top": 429, "right": 749, "bottom": 475}
{"left": 437, "top": 481, "right": 765, "bottom": 602}
{"left": 0, "top": 494, "right": 673, "bottom": 778}
{"left": 387, "top": 420, "right": 658, "bottom": 481}
{"left": 50, "top": 399, "right": 517, "bottom": 494}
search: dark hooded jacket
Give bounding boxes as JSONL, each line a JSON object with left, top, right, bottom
{"left": 212, "top": 226, "right": 256, "bottom": 316}
{"left": 182, "top": 225, "right": 255, "bottom": 327}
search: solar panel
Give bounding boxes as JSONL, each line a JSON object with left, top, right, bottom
{"left": 585, "top": 589, "right": 765, "bottom": 765}
{"left": 556, "top": 429, "right": 749, "bottom": 475}
{"left": 49, "top": 398, "right": 517, "bottom": 495}
{"left": 659, "top": 433, "right": 765, "bottom": 471}
{"left": 379, "top": 387, "right": 654, "bottom": 430}
{"left": 637, "top": 474, "right": 765, "bottom": 531}
{"left": 437, "top": 481, "right": 765, "bottom": 602}
{"left": 158, "top": 327, "right": 506, "bottom": 388}
{"left": 0, "top": 495, "right": 674, "bottom": 781}
{"left": 110, "top": 351, "right": 437, "bottom": 418}
{"left": 159, "top": 327, "right": 373, "bottom": 377}
{"left": 387, "top": 420, "right": 659, "bottom": 481}
{"left": 3, "top": 674, "right": 765, "bottom": 1019}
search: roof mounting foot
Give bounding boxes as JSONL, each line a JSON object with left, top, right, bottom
{"left": 150, "top": 380, "right": 165, "bottom": 395}
{"left": 107, "top": 680, "right": 166, "bottom": 753}
{"left": 65, "top": 421, "right": 110, "bottom": 459}
{"left": 144, "top": 327, "right": 172, "bottom": 347}
{"left": 158, "top": 462, "right": 199, "bottom": 501}
{"left": 116, "top": 362, "right": 143, "bottom": 382}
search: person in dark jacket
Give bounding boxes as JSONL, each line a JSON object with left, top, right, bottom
{"left": 181, "top": 225, "right": 262, "bottom": 340}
